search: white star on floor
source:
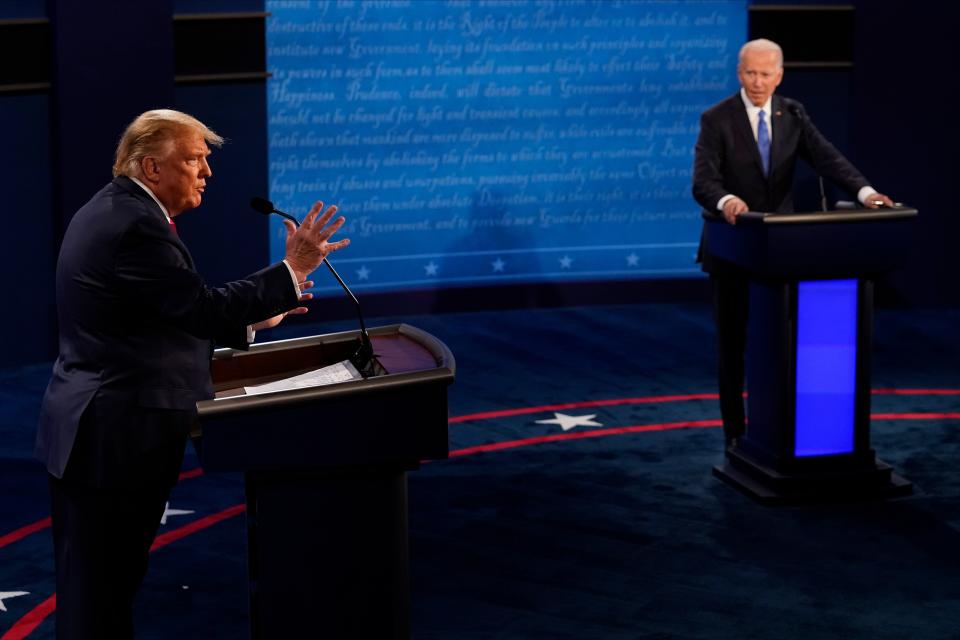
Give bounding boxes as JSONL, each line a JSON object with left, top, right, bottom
{"left": 491, "top": 258, "right": 506, "bottom": 272}
{"left": 0, "top": 592, "right": 29, "bottom": 612}
{"left": 424, "top": 261, "right": 439, "bottom": 276}
{"left": 535, "top": 412, "right": 603, "bottom": 431}
{"left": 160, "top": 502, "right": 195, "bottom": 526}
{"left": 356, "top": 266, "right": 371, "bottom": 280}
{"left": 626, "top": 252, "right": 639, "bottom": 266}
{"left": 559, "top": 255, "right": 573, "bottom": 269}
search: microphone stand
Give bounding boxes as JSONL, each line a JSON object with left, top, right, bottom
{"left": 319, "top": 257, "right": 376, "bottom": 377}
{"left": 254, "top": 200, "right": 377, "bottom": 377}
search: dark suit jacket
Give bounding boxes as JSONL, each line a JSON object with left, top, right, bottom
{"left": 36, "top": 176, "right": 298, "bottom": 487}
{"left": 693, "top": 92, "right": 870, "bottom": 273}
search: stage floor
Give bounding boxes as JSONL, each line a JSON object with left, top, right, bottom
{"left": 2, "top": 303, "right": 959, "bottom": 639}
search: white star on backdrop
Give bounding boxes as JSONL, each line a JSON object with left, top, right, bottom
{"left": 558, "top": 255, "right": 573, "bottom": 269}
{"left": 0, "top": 592, "right": 29, "bottom": 613}
{"left": 356, "top": 266, "right": 371, "bottom": 280}
{"left": 160, "top": 502, "right": 195, "bottom": 526}
{"left": 535, "top": 412, "right": 603, "bottom": 431}
{"left": 626, "top": 252, "right": 639, "bottom": 266}
{"left": 424, "top": 261, "right": 439, "bottom": 276}
{"left": 491, "top": 258, "right": 506, "bottom": 272}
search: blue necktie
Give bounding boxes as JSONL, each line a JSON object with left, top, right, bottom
{"left": 757, "top": 109, "right": 771, "bottom": 176}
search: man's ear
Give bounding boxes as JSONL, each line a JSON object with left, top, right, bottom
{"left": 140, "top": 156, "right": 160, "bottom": 184}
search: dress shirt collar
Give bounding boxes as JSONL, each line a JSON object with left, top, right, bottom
{"left": 129, "top": 176, "right": 172, "bottom": 223}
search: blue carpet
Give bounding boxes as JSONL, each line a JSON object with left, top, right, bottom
{"left": 1, "top": 304, "right": 959, "bottom": 639}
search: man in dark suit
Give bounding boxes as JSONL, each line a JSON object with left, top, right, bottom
{"left": 692, "top": 39, "right": 893, "bottom": 446}
{"left": 36, "top": 109, "right": 349, "bottom": 639}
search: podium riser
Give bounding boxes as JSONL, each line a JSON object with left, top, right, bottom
{"left": 730, "top": 278, "right": 910, "bottom": 501}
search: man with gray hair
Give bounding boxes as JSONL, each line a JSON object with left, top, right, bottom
{"left": 36, "top": 109, "right": 349, "bottom": 638}
{"left": 692, "top": 39, "right": 893, "bottom": 447}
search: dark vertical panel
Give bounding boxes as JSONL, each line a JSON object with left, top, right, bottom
{"left": 0, "top": 94, "right": 56, "bottom": 365}
{"left": 777, "top": 70, "right": 854, "bottom": 212}
{"left": 175, "top": 81, "right": 270, "bottom": 285}
{"left": 851, "top": 1, "right": 959, "bottom": 306}
{"left": 0, "top": 0, "right": 53, "bottom": 365}
{"left": 49, "top": 0, "right": 175, "bottom": 236}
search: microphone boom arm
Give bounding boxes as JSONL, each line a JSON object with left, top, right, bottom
{"left": 250, "top": 197, "right": 377, "bottom": 376}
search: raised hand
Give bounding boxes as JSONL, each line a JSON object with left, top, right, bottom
{"left": 283, "top": 201, "right": 350, "bottom": 282}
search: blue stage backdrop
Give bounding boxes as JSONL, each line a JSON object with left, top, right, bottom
{"left": 267, "top": 0, "right": 745, "bottom": 295}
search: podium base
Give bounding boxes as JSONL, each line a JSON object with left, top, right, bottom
{"left": 713, "top": 447, "right": 912, "bottom": 505}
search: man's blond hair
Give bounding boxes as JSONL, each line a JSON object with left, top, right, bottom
{"left": 112, "top": 109, "right": 224, "bottom": 178}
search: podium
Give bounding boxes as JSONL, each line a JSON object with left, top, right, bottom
{"left": 193, "top": 323, "right": 455, "bottom": 638}
{"left": 703, "top": 207, "right": 918, "bottom": 503}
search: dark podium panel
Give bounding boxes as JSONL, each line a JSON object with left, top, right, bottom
{"left": 704, "top": 207, "right": 918, "bottom": 503}
{"left": 193, "top": 323, "right": 455, "bottom": 639}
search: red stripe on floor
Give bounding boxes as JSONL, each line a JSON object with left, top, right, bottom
{"left": 873, "top": 388, "right": 960, "bottom": 396}
{"left": 2, "top": 503, "right": 247, "bottom": 638}
{"left": 449, "top": 419, "right": 723, "bottom": 456}
{"left": 178, "top": 467, "right": 204, "bottom": 481}
{"left": 449, "top": 393, "right": 720, "bottom": 423}
{"left": 0, "top": 595, "right": 56, "bottom": 640}
{"left": 151, "top": 504, "right": 245, "bottom": 551}
{"left": 873, "top": 412, "right": 960, "bottom": 420}
{"left": 0, "top": 467, "right": 203, "bottom": 551}
{"left": 0, "top": 518, "right": 51, "bottom": 551}
{"left": 5, "top": 404, "right": 960, "bottom": 639}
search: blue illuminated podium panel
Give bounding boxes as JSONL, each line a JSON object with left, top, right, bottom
{"left": 703, "top": 208, "right": 918, "bottom": 503}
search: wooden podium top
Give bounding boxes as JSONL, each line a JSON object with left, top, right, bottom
{"left": 209, "top": 323, "right": 443, "bottom": 395}
{"left": 194, "top": 323, "right": 455, "bottom": 471}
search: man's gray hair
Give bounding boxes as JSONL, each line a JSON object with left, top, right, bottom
{"left": 112, "top": 109, "right": 224, "bottom": 178}
{"left": 739, "top": 38, "right": 783, "bottom": 68}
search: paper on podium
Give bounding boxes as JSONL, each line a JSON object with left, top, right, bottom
{"left": 242, "top": 360, "right": 362, "bottom": 396}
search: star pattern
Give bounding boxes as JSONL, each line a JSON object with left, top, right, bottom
{"left": 559, "top": 255, "right": 573, "bottom": 269}
{"left": 0, "top": 592, "right": 29, "bottom": 613}
{"left": 160, "top": 502, "right": 195, "bottom": 526}
{"left": 356, "top": 266, "right": 371, "bottom": 280}
{"left": 626, "top": 252, "right": 639, "bottom": 266}
{"left": 535, "top": 412, "right": 603, "bottom": 432}
{"left": 491, "top": 258, "right": 506, "bottom": 273}
{"left": 424, "top": 261, "right": 439, "bottom": 276}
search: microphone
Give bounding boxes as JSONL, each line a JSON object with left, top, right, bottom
{"left": 249, "top": 197, "right": 378, "bottom": 378}
{"left": 818, "top": 176, "right": 829, "bottom": 212}
{"left": 251, "top": 196, "right": 299, "bottom": 227}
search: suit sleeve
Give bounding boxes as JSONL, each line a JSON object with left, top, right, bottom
{"left": 692, "top": 110, "right": 730, "bottom": 212}
{"left": 794, "top": 103, "right": 870, "bottom": 196}
{"left": 113, "top": 215, "right": 299, "bottom": 343}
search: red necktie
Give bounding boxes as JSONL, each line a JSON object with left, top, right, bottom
{"left": 169, "top": 219, "right": 178, "bottom": 235}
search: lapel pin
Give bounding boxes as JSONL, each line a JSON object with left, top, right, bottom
{"left": 775, "top": 110, "right": 782, "bottom": 117}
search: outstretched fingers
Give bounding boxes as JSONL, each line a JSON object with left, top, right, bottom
{"left": 302, "top": 203, "right": 345, "bottom": 249}
{"left": 302, "top": 202, "right": 337, "bottom": 230}
{"left": 324, "top": 237, "right": 351, "bottom": 254}
{"left": 299, "top": 201, "right": 324, "bottom": 229}
{"left": 316, "top": 212, "right": 346, "bottom": 243}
